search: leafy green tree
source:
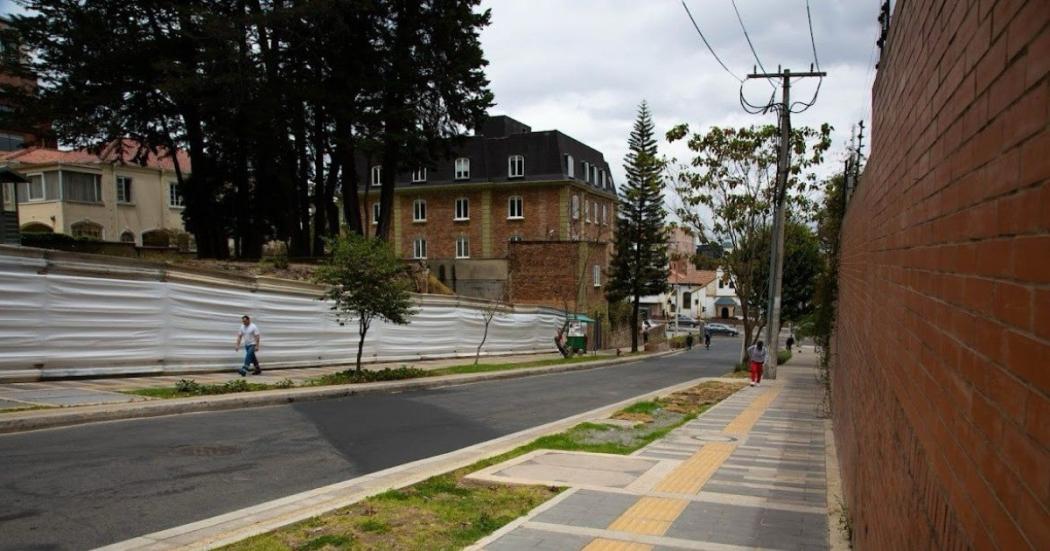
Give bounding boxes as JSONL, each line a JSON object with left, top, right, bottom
{"left": 741, "top": 221, "right": 824, "bottom": 324}
{"left": 606, "top": 102, "right": 670, "bottom": 352}
{"left": 314, "top": 234, "right": 416, "bottom": 372}
{"left": 667, "top": 124, "right": 831, "bottom": 357}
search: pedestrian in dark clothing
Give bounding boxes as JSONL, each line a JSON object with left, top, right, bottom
{"left": 786, "top": 335, "right": 795, "bottom": 353}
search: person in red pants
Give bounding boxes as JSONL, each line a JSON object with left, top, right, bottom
{"left": 747, "top": 340, "right": 767, "bottom": 386}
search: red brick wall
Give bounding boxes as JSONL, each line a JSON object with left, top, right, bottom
{"left": 508, "top": 240, "right": 608, "bottom": 311}
{"left": 832, "top": 1, "right": 1049, "bottom": 550}
{"left": 492, "top": 186, "right": 563, "bottom": 256}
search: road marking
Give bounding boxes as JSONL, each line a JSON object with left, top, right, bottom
{"left": 583, "top": 537, "right": 654, "bottom": 551}
{"left": 723, "top": 388, "right": 780, "bottom": 436}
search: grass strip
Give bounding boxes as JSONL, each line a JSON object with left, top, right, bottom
{"left": 125, "top": 354, "right": 625, "bottom": 400}
{"left": 220, "top": 380, "right": 744, "bottom": 551}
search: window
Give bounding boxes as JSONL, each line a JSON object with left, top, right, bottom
{"left": 372, "top": 203, "right": 380, "bottom": 225}
{"left": 599, "top": 170, "right": 606, "bottom": 188}
{"left": 371, "top": 165, "right": 382, "bottom": 187}
{"left": 71, "top": 220, "right": 103, "bottom": 240}
{"left": 120, "top": 230, "right": 135, "bottom": 243}
{"left": 508, "top": 195, "right": 523, "bottom": 219}
{"left": 565, "top": 154, "right": 574, "bottom": 178}
{"left": 63, "top": 171, "right": 102, "bottom": 203}
{"left": 168, "top": 181, "right": 184, "bottom": 207}
{"left": 729, "top": 279, "right": 735, "bottom": 289}
{"left": 116, "top": 176, "right": 132, "bottom": 203}
{"left": 593, "top": 265, "right": 601, "bottom": 287}
{"left": 719, "top": 279, "right": 725, "bottom": 289}
{"left": 582, "top": 161, "right": 590, "bottom": 183}
{"left": 454, "top": 197, "right": 469, "bottom": 220}
{"left": 413, "top": 199, "right": 427, "bottom": 222}
{"left": 509, "top": 234, "right": 523, "bottom": 242}
{"left": 413, "top": 238, "right": 427, "bottom": 259}
{"left": 412, "top": 167, "right": 427, "bottom": 183}
{"left": 18, "top": 172, "right": 61, "bottom": 203}
{"left": 456, "top": 236, "right": 469, "bottom": 259}
{"left": 0, "top": 131, "right": 24, "bottom": 152}
{"left": 584, "top": 199, "right": 591, "bottom": 223}
{"left": 1, "top": 182, "right": 13, "bottom": 212}
{"left": 601, "top": 203, "right": 608, "bottom": 225}
{"left": 683, "top": 292, "right": 692, "bottom": 304}
{"left": 508, "top": 154, "right": 524, "bottom": 178}
{"left": 571, "top": 195, "right": 580, "bottom": 220}
{"left": 454, "top": 157, "right": 470, "bottom": 180}
{"left": 589, "top": 164, "right": 597, "bottom": 184}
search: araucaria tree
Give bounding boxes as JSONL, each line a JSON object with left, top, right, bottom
{"left": 314, "top": 234, "right": 415, "bottom": 372}
{"left": 605, "top": 102, "right": 670, "bottom": 353}
{"left": 667, "top": 124, "right": 830, "bottom": 357}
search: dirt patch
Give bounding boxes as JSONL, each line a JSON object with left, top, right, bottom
{"left": 661, "top": 381, "right": 745, "bottom": 414}
{"left": 611, "top": 411, "right": 653, "bottom": 424}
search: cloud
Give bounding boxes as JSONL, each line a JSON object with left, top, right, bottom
{"left": 479, "top": 0, "right": 883, "bottom": 187}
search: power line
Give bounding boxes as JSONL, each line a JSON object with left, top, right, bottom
{"left": 681, "top": 1, "right": 742, "bottom": 83}
{"left": 730, "top": 0, "right": 777, "bottom": 89}
{"left": 789, "top": 0, "right": 823, "bottom": 112}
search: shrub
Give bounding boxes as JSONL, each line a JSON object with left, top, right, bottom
{"left": 315, "top": 366, "right": 429, "bottom": 385}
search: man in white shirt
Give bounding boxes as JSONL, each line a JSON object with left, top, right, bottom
{"left": 235, "top": 315, "right": 262, "bottom": 376}
{"left": 747, "top": 340, "right": 767, "bottom": 387}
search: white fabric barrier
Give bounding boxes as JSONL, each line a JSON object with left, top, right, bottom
{"left": 0, "top": 251, "right": 564, "bottom": 379}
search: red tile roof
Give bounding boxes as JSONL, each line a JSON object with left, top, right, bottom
{"left": 0, "top": 139, "right": 191, "bottom": 172}
{"left": 670, "top": 266, "right": 717, "bottom": 287}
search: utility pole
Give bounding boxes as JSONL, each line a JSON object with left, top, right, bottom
{"left": 747, "top": 67, "right": 826, "bottom": 379}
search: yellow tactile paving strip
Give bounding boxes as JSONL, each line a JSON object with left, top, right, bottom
{"left": 582, "top": 537, "right": 653, "bottom": 550}
{"left": 652, "top": 442, "right": 736, "bottom": 494}
{"left": 587, "top": 387, "right": 781, "bottom": 547}
{"left": 607, "top": 496, "right": 690, "bottom": 535}
{"left": 723, "top": 388, "right": 781, "bottom": 436}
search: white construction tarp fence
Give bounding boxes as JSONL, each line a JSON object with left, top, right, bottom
{"left": 0, "top": 247, "right": 564, "bottom": 381}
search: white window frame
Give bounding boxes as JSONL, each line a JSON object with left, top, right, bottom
{"left": 413, "top": 199, "right": 427, "bottom": 222}
{"left": 371, "top": 165, "right": 382, "bottom": 187}
{"left": 571, "top": 195, "right": 580, "bottom": 220}
{"left": 116, "top": 176, "right": 132, "bottom": 204}
{"left": 508, "top": 154, "right": 524, "bottom": 178}
{"left": 565, "top": 154, "right": 575, "bottom": 178}
{"left": 455, "top": 236, "right": 470, "bottom": 259}
{"left": 168, "top": 181, "right": 184, "bottom": 208}
{"left": 71, "top": 220, "right": 103, "bottom": 240}
{"left": 413, "top": 238, "right": 427, "bottom": 259}
{"left": 599, "top": 170, "right": 606, "bottom": 188}
{"left": 602, "top": 203, "right": 608, "bottom": 225}
{"left": 25, "top": 173, "right": 44, "bottom": 201}
{"left": 454, "top": 157, "right": 470, "bottom": 180}
{"left": 590, "top": 164, "right": 597, "bottom": 184}
{"left": 582, "top": 161, "right": 590, "bottom": 183}
{"left": 507, "top": 195, "right": 523, "bottom": 219}
{"left": 585, "top": 199, "right": 591, "bottom": 223}
{"left": 593, "top": 265, "right": 601, "bottom": 287}
{"left": 454, "top": 197, "right": 469, "bottom": 221}
{"left": 372, "top": 203, "right": 380, "bottom": 225}
{"left": 412, "top": 167, "right": 427, "bottom": 183}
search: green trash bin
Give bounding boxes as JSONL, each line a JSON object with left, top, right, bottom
{"left": 567, "top": 318, "right": 588, "bottom": 353}
{"left": 567, "top": 334, "right": 587, "bottom": 353}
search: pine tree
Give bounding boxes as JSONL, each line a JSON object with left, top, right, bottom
{"left": 606, "top": 101, "right": 670, "bottom": 352}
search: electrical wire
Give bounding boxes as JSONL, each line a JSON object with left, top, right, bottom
{"left": 789, "top": 0, "right": 823, "bottom": 113}
{"left": 681, "top": 0, "right": 742, "bottom": 83}
{"left": 730, "top": 0, "right": 777, "bottom": 89}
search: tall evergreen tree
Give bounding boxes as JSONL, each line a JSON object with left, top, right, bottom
{"left": 606, "top": 101, "right": 670, "bottom": 353}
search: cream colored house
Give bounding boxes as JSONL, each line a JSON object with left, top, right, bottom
{"left": 0, "top": 140, "right": 190, "bottom": 244}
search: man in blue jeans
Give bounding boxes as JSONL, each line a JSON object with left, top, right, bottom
{"left": 235, "top": 315, "right": 262, "bottom": 376}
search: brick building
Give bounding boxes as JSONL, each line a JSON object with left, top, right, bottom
{"left": 833, "top": 1, "right": 1048, "bottom": 550}
{"left": 0, "top": 16, "right": 47, "bottom": 151}
{"left": 357, "top": 115, "right": 617, "bottom": 303}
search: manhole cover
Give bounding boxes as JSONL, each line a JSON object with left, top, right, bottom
{"left": 171, "top": 445, "right": 242, "bottom": 457}
{"left": 691, "top": 433, "right": 737, "bottom": 443}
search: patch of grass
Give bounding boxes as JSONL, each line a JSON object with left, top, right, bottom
{"left": 126, "top": 378, "right": 273, "bottom": 399}
{"left": 311, "top": 366, "right": 429, "bottom": 386}
{"left": 618, "top": 401, "right": 662, "bottom": 415}
{"left": 778, "top": 349, "right": 792, "bottom": 365}
{"left": 0, "top": 404, "right": 54, "bottom": 414}
{"left": 220, "top": 381, "right": 745, "bottom": 551}
{"left": 430, "top": 354, "right": 609, "bottom": 376}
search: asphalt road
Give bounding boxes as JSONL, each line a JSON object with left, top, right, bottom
{"left": 0, "top": 340, "right": 741, "bottom": 550}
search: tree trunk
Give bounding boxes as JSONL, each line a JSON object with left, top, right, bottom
{"left": 356, "top": 318, "right": 369, "bottom": 373}
{"left": 475, "top": 314, "right": 492, "bottom": 366}
{"left": 337, "top": 121, "right": 363, "bottom": 235}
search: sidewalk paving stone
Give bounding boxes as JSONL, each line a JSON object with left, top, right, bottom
{"left": 470, "top": 355, "right": 835, "bottom": 551}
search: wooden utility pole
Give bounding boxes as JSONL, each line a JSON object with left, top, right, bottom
{"left": 747, "top": 68, "right": 826, "bottom": 379}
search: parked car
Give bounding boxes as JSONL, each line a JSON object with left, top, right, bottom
{"left": 704, "top": 322, "right": 739, "bottom": 336}
{"left": 673, "top": 315, "right": 699, "bottom": 328}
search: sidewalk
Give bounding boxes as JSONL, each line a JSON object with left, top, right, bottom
{"left": 468, "top": 352, "right": 841, "bottom": 550}
{"left": 0, "top": 350, "right": 576, "bottom": 410}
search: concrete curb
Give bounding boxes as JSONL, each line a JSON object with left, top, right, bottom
{"left": 0, "top": 350, "right": 681, "bottom": 435}
{"left": 97, "top": 368, "right": 728, "bottom": 551}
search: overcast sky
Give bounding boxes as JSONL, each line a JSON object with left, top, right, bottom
{"left": 479, "top": 0, "right": 882, "bottom": 187}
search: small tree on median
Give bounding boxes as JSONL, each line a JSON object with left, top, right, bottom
{"left": 314, "top": 234, "right": 416, "bottom": 372}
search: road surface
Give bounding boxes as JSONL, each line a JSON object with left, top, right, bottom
{"left": 0, "top": 340, "right": 742, "bottom": 550}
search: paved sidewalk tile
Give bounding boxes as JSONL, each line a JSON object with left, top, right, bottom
{"left": 475, "top": 356, "right": 832, "bottom": 551}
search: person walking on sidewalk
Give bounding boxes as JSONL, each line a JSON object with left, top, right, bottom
{"left": 747, "top": 340, "right": 767, "bottom": 386}
{"left": 235, "top": 315, "right": 262, "bottom": 376}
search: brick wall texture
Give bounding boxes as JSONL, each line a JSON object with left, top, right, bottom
{"left": 832, "top": 1, "right": 1049, "bottom": 549}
